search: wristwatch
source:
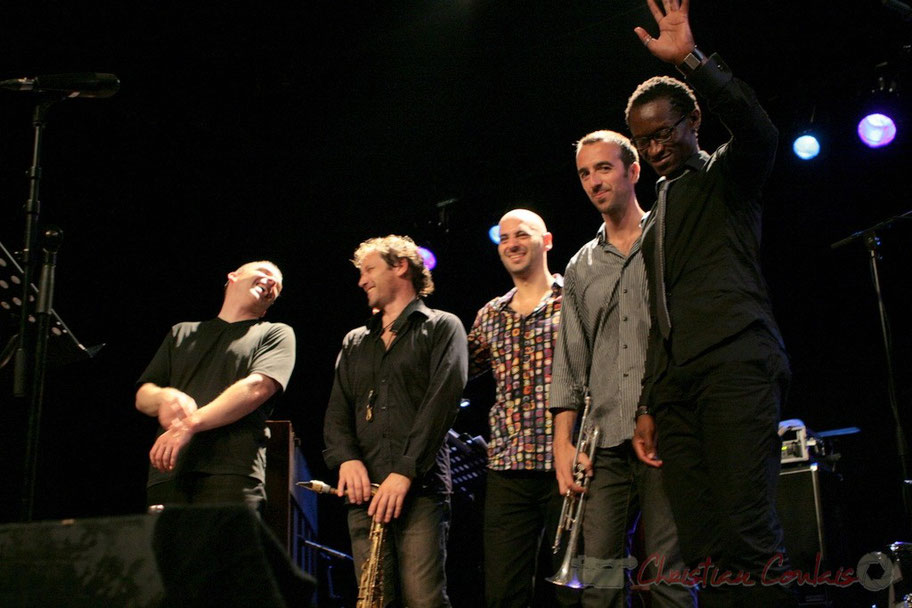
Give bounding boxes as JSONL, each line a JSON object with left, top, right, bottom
{"left": 676, "top": 47, "right": 706, "bottom": 77}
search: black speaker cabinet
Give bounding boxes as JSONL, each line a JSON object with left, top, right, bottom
{"left": 776, "top": 464, "right": 847, "bottom": 605}
{"left": 0, "top": 513, "right": 161, "bottom": 607}
{"left": 0, "top": 505, "right": 315, "bottom": 608}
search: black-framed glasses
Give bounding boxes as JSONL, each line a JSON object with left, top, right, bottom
{"left": 630, "top": 114, "right": 688, "bottom": 152}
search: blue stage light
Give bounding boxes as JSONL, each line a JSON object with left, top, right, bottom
{"left": 488, "top": 225, "right": 501, "bottom": 245}
{"left": 417, "top": 246, "right": 437, "bottom": 270}
{"left": 792, "top": 134, "right": 821, "bottom": 160}
{"left": 857, "top": 113, "right": 897, "bottom": 148}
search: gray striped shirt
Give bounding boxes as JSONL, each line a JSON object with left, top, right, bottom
{"left": 550, "top": 219, "right": 651, "bottom": 448}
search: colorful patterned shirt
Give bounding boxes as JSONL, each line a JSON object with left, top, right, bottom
{"left": 467, "top": 276, "right": 562, "bottom": 471}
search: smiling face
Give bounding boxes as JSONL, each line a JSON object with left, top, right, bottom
{"left": 627, "top": 97, "right": 700, "bottom": 177}
{"left": 357, "top": 250, "right": 403, "bottom": 311}
{"left": 226, "top": 261, "right": 283, "bottom": 317}
{"left": 576, "top": 141, "right": 640, "bottom": 218}
{"left": 497, "top": 211, "right": 551, "bottom": 280}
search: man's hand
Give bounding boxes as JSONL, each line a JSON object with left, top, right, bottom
{"left": 634, "top": 0, "right": 696, "bottom": 65}
{"left": 553, "top": 438, "right": 592, "bottom": 496}
{"left": 157, "top": 388, "right": 198, "bottom": 430}
{"left": 149, "top": 418, "right": 194, "bottom": 472}
{"left": 553, "top": 409, "right": 591, "bottom": 496}
{"left": 632, "top": 414, "right": 663, "bottom": 468}
{"left": 337, "top": 460, "right": 373, "bottom": 505}
{"left": 368, "top": 473, "right": 412, "bottom": 523}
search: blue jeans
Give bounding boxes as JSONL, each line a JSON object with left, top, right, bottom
{"left": 579, "top": 441, "right": 696, "bottom": 608}
{"left": 348, "top": 493, "right": 451, "bottom": 608}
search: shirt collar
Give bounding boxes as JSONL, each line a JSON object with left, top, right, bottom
{"left": 654, "top": 150, "right": 710, "bottom": 192}
{"left": 366, "top": 297, "right": 430, "bottom": 333}
{"left": 494, "top": 274, "right": 563, "bottom": 312}
{"left": 595, "top": 217, "right": 651, "bottom": 242}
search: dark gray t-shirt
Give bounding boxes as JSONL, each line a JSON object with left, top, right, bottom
{"left": 138, "top": 317, "right": 296, "bottom": 486}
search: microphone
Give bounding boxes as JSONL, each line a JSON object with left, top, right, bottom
{"left": 0, "top": 73, "right": 119, "bottom": 98}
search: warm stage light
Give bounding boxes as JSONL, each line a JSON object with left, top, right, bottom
{"left": 488, "top": 225, "right": 500, "bottom": 244}
{"left": 792, "top": 134, "right": 821, "bottom": 160}
{"left": 417, "top": 246, "right": 437, "bottom": 270}
{"left": 857, "top": 113, "right": 897, "bottom": 148}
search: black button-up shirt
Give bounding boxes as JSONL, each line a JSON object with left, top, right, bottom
{"left": 323, "top": 298, "right": 468, "bottom": 494}
{"left": 639, "top": 53, "right": 784, "bottom": 407}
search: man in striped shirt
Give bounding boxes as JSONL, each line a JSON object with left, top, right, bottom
{"left": 467, "top": 209, "right": 570, "bottom": 607}
{"left": 550, "top": 131, "right": 694, "bottom": 607}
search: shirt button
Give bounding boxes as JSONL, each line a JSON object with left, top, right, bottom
{"left": 622, "top": 344, "right": 628, "bottom": 349}
{"left": 623, "top": 288, "right": 628, "bottom": 294}
{"left": 622, "top": 316, "right": 628, "bottom": 322}
{"left": 623, "top": 372, "right": 629, "bottom": 377}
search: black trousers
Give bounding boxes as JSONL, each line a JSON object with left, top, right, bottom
{"left": 483, "top": 469, "right": 576, "bottom": 608}
{"left": 652, "top": 326, "right": 796, "bottom": 608}
{"left": 147, "top": 473, "right": 267, "bottom": 515}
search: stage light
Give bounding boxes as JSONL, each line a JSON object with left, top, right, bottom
{"left": 488, "top": 224, "right": 500, "bottom": 244}
{"left": 857, "top": 113, "right": 897, "bottom": 148}
{"left": 856, "top": 69, "right": 901, "bottom": 148}
{"left": 417, "top": 246, "right": 437, "bottom": 270}
{"left": 792, "top": 134, "right": 821, "bottom": 160}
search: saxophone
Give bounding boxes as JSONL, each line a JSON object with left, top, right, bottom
{"left": 357, "top": 514, "right": 387, "bottom": 608}
{"left": 297, "top": 480, "right": 386, "bottom": 608}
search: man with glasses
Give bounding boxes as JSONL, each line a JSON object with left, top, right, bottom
{"left": 627, "top": 1, "right": 793, "bottom": 606}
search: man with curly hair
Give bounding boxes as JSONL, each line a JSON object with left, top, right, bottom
{"left": 324, "top": 235, "right": 468, "bottom": 608}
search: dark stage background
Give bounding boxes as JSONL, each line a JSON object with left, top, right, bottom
{"left": 1, "top": 0, "right": 910, "bottom": 588}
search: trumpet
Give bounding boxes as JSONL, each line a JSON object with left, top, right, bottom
{"left": 297, "top": 479, "right": 386, "bottom": 608}
{"left": 547, "top": 392, "right": 600, "bottom": 589}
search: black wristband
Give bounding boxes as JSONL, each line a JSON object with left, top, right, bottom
{"left": 676, "top": 46, "right": 707, "bottom": 78}
{"left": 635, "top": 405, "right": 652, "bottom": 419}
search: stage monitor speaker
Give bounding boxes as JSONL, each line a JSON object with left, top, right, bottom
{"left": 0, "top": 512, "right": 160, "bottom": 607}
{"left": 776, "top": 464, "right": 847, "bottom": 606}
{"left": 0, "top": 505, "right": 315, "bottom": 608}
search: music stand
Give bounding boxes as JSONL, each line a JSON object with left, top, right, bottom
{"left": 0, "top": 239, "right": 100, "bottom": 369}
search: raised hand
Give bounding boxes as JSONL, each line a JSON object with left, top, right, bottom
{"left": 633, "top": 0, "right": 695, "bottom": 65}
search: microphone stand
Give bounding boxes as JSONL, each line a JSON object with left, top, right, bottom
{"left": 11, "top": 97, "right": 61, "bottom": 522}
{"left": 832, "top": 209, "right": 912, "bottom": 531}
{"left": 21, "top": 228, "right": 63, "bottom": 522}
{"left": 12, "top": 98, "right": 58, "bottom": 400}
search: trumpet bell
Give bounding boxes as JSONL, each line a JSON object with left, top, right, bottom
{"left": 546, "top": 557, "right": 593, "bottom": 589}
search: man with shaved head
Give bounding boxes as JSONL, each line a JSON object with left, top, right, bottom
{"left": 467, "top": 209, "right": 570, "bottom": 607}
{"left": 551, "top": 132, "right": 694, "bottom": 606}
{"left": 136, "top": 261, "right": 296, "bottom": 514}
